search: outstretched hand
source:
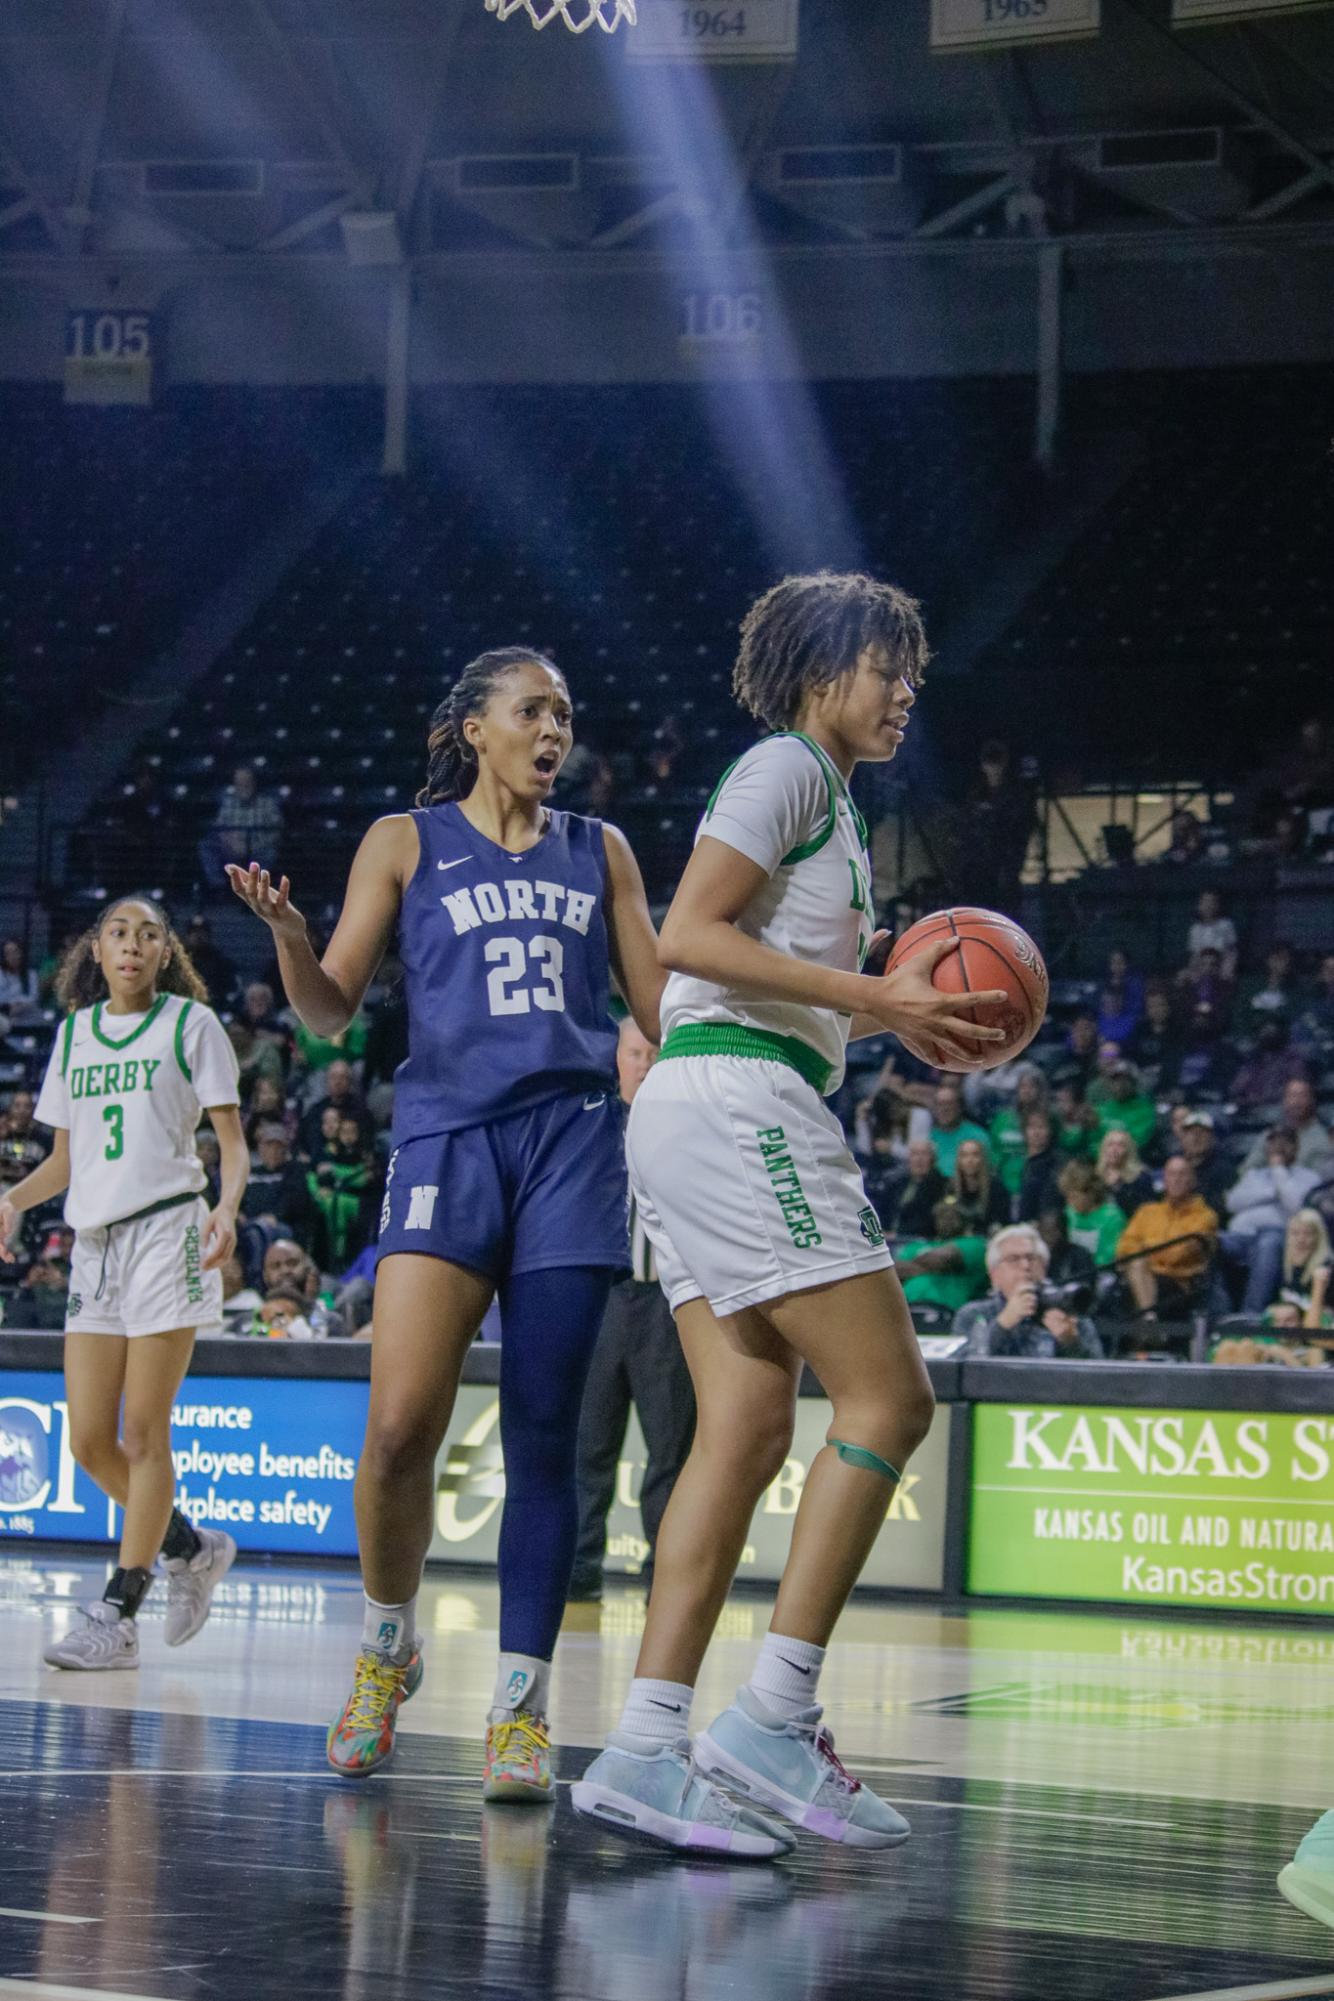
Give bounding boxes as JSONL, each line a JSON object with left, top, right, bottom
{"left": 225, "top": 862, "right": 307, "bottom": 943}
{"left": 869, "top": 935, "right": 1008, "bottom": 1069}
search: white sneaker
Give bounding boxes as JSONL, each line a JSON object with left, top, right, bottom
{"left": 44, "top": 1601, "right": 139, "bottom": 1672}
{"left": 695, "top": 1688, "right": 910, "bottom": 1849}
{"left": 572, "top": 1734, "right": 794, "bottom": 1859}
{"left": 163, "top": 1527, "right": 237, "bottom": 1646}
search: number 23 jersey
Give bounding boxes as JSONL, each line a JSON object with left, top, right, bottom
{"left": 390, "top": 804, "right": 619, "bottom": 1144}
{"left": 35, "top": 995, "right": 240, "bottom": 1230}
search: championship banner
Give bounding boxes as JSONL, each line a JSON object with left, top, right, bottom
{"left": 0, "top": 1372, "right": 362, "bottom": 1557}
{"left": 968, "top": 1403, "right": 1334, "bottom": 1617}
{"left": 431, "top": 1387, "right": 952, "bottom": 1592}
{"left": 931, "top": 0, "right": 1100, "bottom": 53}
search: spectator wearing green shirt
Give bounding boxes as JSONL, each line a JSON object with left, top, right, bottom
{"left": 988, "top": 1067, "right": 1048, "bottom": 1199}
{"left": 1051, "top": 1074, "right": 1098, "bottom": 1159}
{"left": 894, "top": 1199, "right": 990, "bottom": 1316}
{"left": 292, "top": 1009, "right": 370, "bottom": 1077}
{"left": 1092, "top": 1061, "right": 1158, "bottom": 1153}
{"left": 929, "top": 1081, "right": 990, "bottom": 1179}
{"left": 1059, "top": 1159, "right": 1125, "bottom": 1268}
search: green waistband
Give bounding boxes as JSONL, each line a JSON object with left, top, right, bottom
{"left": 111, "top": 1188, "right": 201, "bottom": 1230}
{"left": 658, "top": 1023, "right": 833, "bottom": 1094}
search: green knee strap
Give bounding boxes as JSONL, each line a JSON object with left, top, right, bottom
{"left": 830, "top": 1439, "right": 902, "bottom": 1485}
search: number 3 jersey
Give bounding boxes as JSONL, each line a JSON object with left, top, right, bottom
{"left": 390, "top": 803, "right": 619, "bottom": 1144}
{"left": 35, "top": 995, "right": 240, "bottom": 1230}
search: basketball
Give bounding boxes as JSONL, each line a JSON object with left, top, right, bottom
{"left": 884, "top": 907, "right": 1048, "bottom": 1072}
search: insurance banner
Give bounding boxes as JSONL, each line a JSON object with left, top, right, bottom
{"left": 968, "top": 1403, "right": 1334, "bottom": 1616}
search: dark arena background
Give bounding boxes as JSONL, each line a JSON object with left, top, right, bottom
{"left": 2, "top": 4, "right": 1334, "bottom": 1998}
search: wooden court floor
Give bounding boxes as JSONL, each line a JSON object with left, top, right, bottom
{"left": 2, "top": 1554, "right": 1333, "bottom": 2001}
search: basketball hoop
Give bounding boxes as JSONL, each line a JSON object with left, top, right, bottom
{"left": 484, "top": 0, "right": 636, "bottom": 30}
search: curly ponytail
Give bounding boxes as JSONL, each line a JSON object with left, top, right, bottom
{"left": 55, "top": 895, "right": 210, "bottom": 1012}
{"left": 417, "top": 647, "right": 562, "bottom": 806}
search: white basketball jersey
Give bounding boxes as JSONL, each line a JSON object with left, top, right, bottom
{"left": 35, "top": 994, "right": 240, "bottom": 1230}
{"left": 660, "top": 733, "right": 874, "bottom": 1095}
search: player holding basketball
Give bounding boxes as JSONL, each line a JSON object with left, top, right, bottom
{"left": 574, "top": 571, "right": 1007, "bottom": 1857}
{"left": 0, "top": 898, "right": 245, "bottom": 1669}
{"left": 229, "top": 647, "right": 662, "bottom": 1799}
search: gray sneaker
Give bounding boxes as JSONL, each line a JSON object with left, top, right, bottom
{"left": 163, "top": 1527, "right": 237, "bottom": 1646}
{"left": 572, "top": 1734, "right": 795, "bottom": 1859}
{"left": 44, "top": 1600, "right": 139, "bottom": 1672}
{"left": 694, "top": 1688, "right": 910, "bottom": 1850}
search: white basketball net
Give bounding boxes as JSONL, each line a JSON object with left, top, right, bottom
{"left": 484, "top": 0, "right": 636, "bottom": 30}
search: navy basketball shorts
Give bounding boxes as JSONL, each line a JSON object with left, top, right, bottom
{"left": 376, "top": 1089, "right": 629, "bottom": 1279}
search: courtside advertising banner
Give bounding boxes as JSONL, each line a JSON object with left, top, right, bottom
{"left": 968, "top": 1403, "right": 1334, "bottom": 1616}
{"left": 430, "top": 1388, "right": 953, "bottom": 1590}
{"left": 0, "top": 1372, "right": 362, "bottom": 1556}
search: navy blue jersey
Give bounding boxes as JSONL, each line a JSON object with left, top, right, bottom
{"left": 390, "top": 804, "right": 619, "bottom": 1143}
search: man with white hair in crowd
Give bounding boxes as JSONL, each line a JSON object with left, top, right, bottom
{"left": 953, "top": 1224, "right": 1104, "bottom": 1359}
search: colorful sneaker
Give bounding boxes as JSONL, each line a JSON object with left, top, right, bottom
{"left": 1279, "top": 1811, "right": 1334, "bottom": 1930}
{"left": 483, "top": 1711, "right": 555, "bottom": 1804}
{"left": 694, "top": 1689, "right": 910, "bottom": 1850}
{"left": 44, "top": 1601, "right": 139, "bottom": 1672}
{"left": 163, "top": 1527, "right": 237, "bottom": 1646}
{"left": 572, "top": 1734, "right": 794, "bottom": 1859}
{"left": 326, "top": 1643, "right": 425, "bottom": 1778}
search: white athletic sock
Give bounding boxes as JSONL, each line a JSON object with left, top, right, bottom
{"left": 617, "top": 1677, "right": 694, "bottom": 1749}
{"left": 490, "top": 1652, "right": 551, "bottom": 1723}
{"left": 362, "top": 1593, "right": 416, "bottom": 1663}
{"left": 745, "top": 1631, "right": 826, "bottom": 1720}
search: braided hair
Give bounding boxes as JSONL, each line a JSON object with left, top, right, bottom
{"left": 417, "top": 647, "right": 563, "bottom": 806}
{"left": 55, "top": 895, "right": 210, "bottom": 1012}
{"left": 733, "top": 570, "right": 929, "bottom": 732}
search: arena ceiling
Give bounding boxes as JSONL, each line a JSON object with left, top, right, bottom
{"left": 1, "top": 0, "right": 1332, "bottom": 256}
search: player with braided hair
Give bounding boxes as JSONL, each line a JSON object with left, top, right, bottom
{"left": 228, "top": 646, "right": 663, "bottom": 1799}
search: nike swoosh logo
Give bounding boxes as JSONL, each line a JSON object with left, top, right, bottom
{"left": 437, "top": 858, "right": 467, "bottom": 872}
{"left": 648, "top": 1700, "right": 684, "bottom": 1712}
{"left": 778, "top": 1658, "right": 813, "bottom": 1675}
{"left": 583, "top": 1094, "right": 607, "bottom": 1112}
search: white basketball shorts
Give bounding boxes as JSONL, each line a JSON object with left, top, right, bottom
{"left": 66, "top": 1196, "right": 221, "bottom": 1338}
{"left": 625, "top": 1052, "right": 893, "bottom": 1318}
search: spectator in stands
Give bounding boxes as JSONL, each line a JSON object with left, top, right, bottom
{"left": 1172, "top": 1110, "right": 1233, "bottom": 1216}
{"left": 1017, "top": 1109, "right": 1063, "bottom": 1222}
{"left": 949, "top": 1137, "right": 1010, "bottom": 1235}
{"left": 959, "top": 739, "right": 1035, "bottom": 913}
{"left": 1092, "top": 1061, "right": 1158, "bottom": 1154}
{"left": 954, "top": 1224, "right": 1103, "bottom": 1359}
{"left": 182, "top": 915, "right": 237, "bottom": 1009}
{"left": 298, "top": 1057, "right": 366, "bottom": 1153}
{"left": 242, "top": 1124, "right": 314, "bottom": 1239}
{"left": 202, "top": 763, "right": 283, "bottom": 883}
{"left": 1128, "top": 985, "right": 1188, "bottom": 1094}
{"left": 240, "top": 980, "right": 287, "bottom": 1047}
{"left": 256, "top": 1283, "right": 319, "bottom": 1341}
{"left": 1096, "top": 948, "right": 1145, "bottom": 1046}
{"left": 227, "top": 1014, "right": 285, "bottom": 1100}
{"left": 988, "top": 1067, "right": 1048, "bottom": 1203}
{"left": 244, "top": 1074, "right": 296, "bottom": 1148}
{"left": 1117, "top": 1156, "right": 1219, "bottom": 1319}
{"left": 9, "top": 1229, "right": 73, "bottom": 1330}
{"left": 1221, "top": 1128, "right": 1319, "bottom": 1316}
{"left": 1, "top": 1090, "right": 49, "bottom": 1172}
{"left": 1064, "top": 1010, "right": 1100, "bottom": 1090}
{"left": 882, "top": 1137, "right": 949, "bottom": 1238}
{"left": 894, "top": 1199, "right": 990, "bottom": 1318}
{"left": 1096, "top": 1124, "right": 1154, "bottom": 1217}
{"left": 0, "top": 939, "right": 39, "bottom": 1021}
{"left": 307, "top": 1114, "right": 376, "bottom": 1269}
{"left": 1294, "top": 953, "right": 1334, "bottom": 1054}
{"left": 1240, "top": 942, "right": 1302, "bottom": 1029}
{"left": 1163, "top": 809, "right": 1205, "bottom": 866}
{"left": 1176, "top": 945, "right": 1234, "bottom": 1039}
{"left": 1276, "top": 1209, "right": 1334, "bottom": 1326}
{"left": 1243, "top": 1078, "right": 1333, "bottom": 1173}
{"left": 261, "top": 1236, "right": 348, "bottom": 1338}
{"left": 853, "top": 1089, "right": 911, "bottom": 1222}
{"left": 1231, "top": 1020, "right": 1312, "bottom": 1119}
{"left": 1051, "top": 1074, "right": 1097, "bottom": 1159}
{"left": 1265, "top": 717, "right": 1334, "bottom": 817}
{"left": 1188, "top": 889, "right": 1238, "bottom": 981}
{"left": 1035, "top": 1204, "right": 1097, "bottom": 1291}
{"left": 292, "top": 1006, "right": 369, "bottom": 1081}
{"left": 928, "top": 1081, "right": 990, "bottom": 1178}
{"left": 1059, "top": 1160, "right": 1124, "bottom": 1268}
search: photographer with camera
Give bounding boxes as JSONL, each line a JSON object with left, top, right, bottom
{"left": 954, "top": 1224, "right": 1104, "bottom": 1360}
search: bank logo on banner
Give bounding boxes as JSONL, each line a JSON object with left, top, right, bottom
{"left": 0, "top": 1404, "right": 48, "bottom": 1507}
{"left": 0, "top": 1390, "right": 92, "bottom": 1532}
{"left": 435, "top": 1399, "right": 507, "bottom": 1542}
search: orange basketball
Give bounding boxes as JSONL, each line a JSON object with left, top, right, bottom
{"left": 884, "top": 906, "right": 1048, "bottom": 1073}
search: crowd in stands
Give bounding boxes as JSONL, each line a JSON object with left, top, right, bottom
{"left": 843, "top": 892, "right": 1334, "bottom": 1363}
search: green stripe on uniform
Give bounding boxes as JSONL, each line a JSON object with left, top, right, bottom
{"left": 174, "top": 998, "right": 194, "bottom": 1080}
{"left": 60, "top": 1012, "right": 77, "bottom": 1079}
{"left": 658, "top": 1022, "right": 832, "bottom": 1095}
